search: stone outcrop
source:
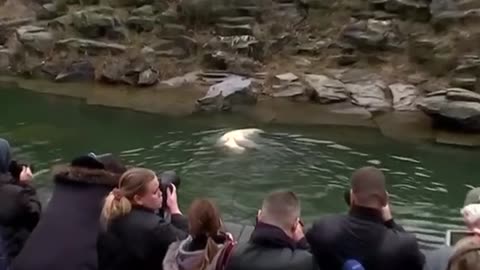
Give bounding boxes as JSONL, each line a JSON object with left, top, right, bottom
{"left": 16, "top": 25, "right": 54, "bottom": 53}
{"left": 54, "top": 60, "right": 96, "bottom": 82}
{"left": 0, "top": 47, "right": 12, "bottom": 73}
{"left": 203, "top": 51, "right": 263, "bottom": 75}
{"left": 71, "top": 7, "right": 124, "bottom": 39}
{"left": 126, "top": 16, "right": 155, "bottom": 32}
{"left": 408, "top": 37, "right": 457, "bottom": 76}
{"left": 345, "top": 80, "right": 391, "bottom": 112}
{"left": 37, "top": 3, "right": 61, "bottom": 20}
{"left": 338, "top": 19, "right": 403, "bottom": 52}
{"left": 107, "top": 0, "right": 153, "bottom": 7}
{"left": 205, "top": 35, "right": 262, "bottom": 60}
{"left": 304, "top": 74, "right": 348, "bottom": 104}
{"left": 369, "top": 0, "right": 431, "bottom": 22}
{"left": 196, "top": 76, "right": 257, "bottom": 112}
{"left": 388, "top": 83, "right": 419, "bottom": 111}
{"left": 56, "top": 38, "right": 127, "bottom": 54}
{"left": 99, "top": 57, "right": 159, "bottom": 86}
{"left": 270, "top": 73, "right": 306, "bottom": 100}
{"left": 417, "top": 88, "right": 480, "bottom": 131}
{"left": 131, "top": 5, "right": 155, "bottom": 16}
{"left": 450, "top": 54, "right": 480, "bottom": 91}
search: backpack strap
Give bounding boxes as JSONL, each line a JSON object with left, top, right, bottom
{"left": 215, "top": 240, "right": 236, "bottom": 270}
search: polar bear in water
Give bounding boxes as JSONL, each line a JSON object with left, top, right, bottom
{"left": 216, "top": 128, "right": 265, "bottom": 153}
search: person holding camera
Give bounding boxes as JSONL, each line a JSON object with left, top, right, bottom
{"left": 0, "top": 138, "right": 41, "bottom": 264}
{"left": 97, "top": 168, "right": 188, "bottom": 270}
{"left": 306, "top": 166, "right": 424, "bottom": 270}
{"left": 225, "top": 191, "right": 317, "bottom": 270}
{"left": 158, "top": 170, "right": 182, "bottom": 220}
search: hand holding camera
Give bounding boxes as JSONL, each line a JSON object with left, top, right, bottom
{"left": 166, "top": 184, "right": 181, "bottom": 215}
{"left": 381, "top": 203, "right": 393, "bottom": 222}
{"left": 9, "top": 160, "right": 34, "bottom": 183}
{"left": 344, "top": 189, "right": 394, "bottom": 222}
{"left": 159, "top": 170, "right": 182, "bottom": 215}
{"left": 293, "top": 218, "right": 305, "bottom": 242}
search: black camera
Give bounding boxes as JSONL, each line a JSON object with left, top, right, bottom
{"left": 159, "top": 170, "right": 181, "bottom": 211}
{"left": 8, "top": 160, "right": 34, "bottom": 182}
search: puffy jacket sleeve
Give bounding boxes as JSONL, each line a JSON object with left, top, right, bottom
{"left": 152, "top": 214, "right": 189, "bottom": 248}
{"left": 170, "top": 214, "right": 189, "bottom": 233}
{"left": 17, "top": 183, "right": 41, "bottom": 231}
{"left": 151, "top": 214, "right": 189, "bottom": 267}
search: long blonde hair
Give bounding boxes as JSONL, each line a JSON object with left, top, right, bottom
{"left": 101, "top": 168, "right": 157, "bottom": 225}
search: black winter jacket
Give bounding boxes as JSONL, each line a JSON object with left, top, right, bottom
{"left": 13, "top": 165, "right": 123, "bottom": 270}
{"left": 97, "top": 206, "right": 189, "bottom": 270}
{"left": 226, "top": 222, "right": 318, "bottom": 270}
{"left": 0, "top": 173, "right": 41, "bottom": 261}
{"left": 306, "top": 205, "right": 425, "bottom": 270}
{"left": 0, "top": 139, "right": 41, "bottom": 262}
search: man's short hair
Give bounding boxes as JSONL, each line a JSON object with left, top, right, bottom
{"left": 351, "top": 166, "right": 386, "bottom": 205}
{"left": 261, "top": 191, "right": 300, "bottom": 229}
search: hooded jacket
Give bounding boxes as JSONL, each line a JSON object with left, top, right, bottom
{"left": 12, "top": 155, "right": 125, "bottom": 270}
{"left": 163, "top": 234, "right": 232, "bottom": 270}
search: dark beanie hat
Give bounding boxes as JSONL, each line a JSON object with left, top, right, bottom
{"left": 70, "top": 153, "right": 127, "bottom": 174}
{"left": 98, "top": 155, "right": 127, "bottom": 174}
{"left": 71, "top": 155, "right": 104, "bottom": 170}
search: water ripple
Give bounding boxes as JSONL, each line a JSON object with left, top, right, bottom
{"left": 5, "top": 126, "right": 465, "bottom": 250}
{"left": 390, "top": 155, "right": 421, "bottom": 164}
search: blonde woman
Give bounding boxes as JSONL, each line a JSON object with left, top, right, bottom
{"left": 97, "top": 168, "right": 188, "bottom": 270}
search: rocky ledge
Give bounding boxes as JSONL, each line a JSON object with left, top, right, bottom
{"left": 1, "top": 0, "right": 480, "bottom": 146}
{"left": 418, "top": 88, "right": 480, "bottom": 132}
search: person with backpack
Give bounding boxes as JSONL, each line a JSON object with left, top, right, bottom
{"left": 163, "top": 198, "right": 235, "bottom": 270}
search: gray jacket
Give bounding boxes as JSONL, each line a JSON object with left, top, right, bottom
{"left": 163, "top": 236, "right": 229, "bottom": 270}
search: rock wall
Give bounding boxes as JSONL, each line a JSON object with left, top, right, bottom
{"left": 1, "top": 0, "right": 480, "bottom": 132}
